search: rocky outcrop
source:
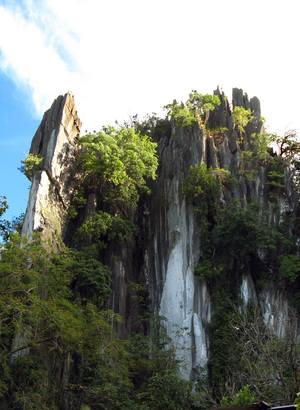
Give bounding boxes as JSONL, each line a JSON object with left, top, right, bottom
{"left": 21, "top": 93, "right": 81, "bottom": 246}
{"left": 21, "top": 88, "right": 299, "bottom": 382}
{"left": 144, "top": 87, "right": 299, "bottom": 378}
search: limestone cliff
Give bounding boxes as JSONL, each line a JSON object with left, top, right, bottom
{"left": 144, "top": 88, "right": 299, "bottom": 379}
{"left": 22, "top": 93, "right": 81, "bottom": 246}
{"left": 21, "top": 88, "right": 300, "bottom": 383}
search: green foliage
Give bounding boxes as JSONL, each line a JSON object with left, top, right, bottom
{"left": 271, "top": 130, "right": 300, "bottom": 164}
{"left": 70, "top": 305, "right": 135, "bottom": 410}
{"left": 68, "top": 250, "right": 112, "bottom": 307}
{"left": 78, "top": 126, "right": 158, "bottom": 210}
{"left": 207, "top": 294, "right": 240, "bottom": 396}
{"left": 68, "top": 187, "right": 87, "bottom": 219}
{"left": 193, "top": 200, "right": 299, "bottom": 398}
{"left": 181, "top": 164, "right": 236, "bottom": 215}
{"left": 251, "top": 132, "right": 271, "bottom": 160}
{"left": 239, "top": 153, "right": 259, "bottom": 180}
{"left": 0, "top": 196, "right": 8, "bottom": 219}
{"left": 0, "top": 233, "right": 78, "bottom": 403}
{"left": 238, "top": 132, "right": 272, "bottom": 181}
{"left": 228, "top": 306, "right": 300, "bottom": 405}
{"left": 0, "top": 229, "right": 199, "bottom": 408}
{"left": 19, "top": 153, "right": 43, "bottom": 180}
{"left": 0, "top": 198, "right": 24, "bottom": 240}
{"left": 232, "top": 106, "right": 253, "bottom": 135}
{"left": 187, "top": 90, "right": 221, "bottom": 113}
{"left": 270, "top": 130, "right": 300, "bottom": 191}
{"left": 279, "top": 254, "right": 300, "bottom": 283}
{"left": 220, "top": 385, "right": 255, "bottom": 407}
{"left": 136, "top": 371, "right": 195, "bottom": 409}
{"left": 194, "top": 260, "right": 223, "bottom": 281}
{"left": 10, "top": 355, "right": 48, "bottom": 408}
{"left": 181, "top": 164, "right": 221, "bottom": 219}
{"left": 127, "top": 113, "right": 172, "bottom": 141}
{"left": 0, "top": 196, "right": 9, "bottom": 240}
{"left": 169, "top": 104, "right": 197, "bottom": 128}
{"left": 125, "top": 315, "right": 199, "bottom": 409}
{"left": 0, "top": 232, "right": 132, "bottom": 407}
{"left": 266, "top": 156, "right": 285, "bottom": 200}
{"left": 213, "top": 202, "right": 283, "bottom": 263}
{"left": 267, "top": 170, "right": 285, "bottom": 186}
{"left": 76, "top": 210, "right": 139, "bottom": 250}
{"left": 165, "top": 90, "right": 221, "bottom": 128}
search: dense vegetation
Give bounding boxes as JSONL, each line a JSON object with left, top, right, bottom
{"left": 1, "top": 90, "right": 300, "bottom": 408}
{"left": 178, "top": 95, "right": 300, "bottom": 405}
{"left": 0, "top": 123, "right": 199, "bottom": 409}
{"left": 0, "top": 230, "right": 199, "bottom": 409}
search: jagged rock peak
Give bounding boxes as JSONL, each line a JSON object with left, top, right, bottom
{"left": 21, "top": 93, "right": 81, "bottom": 244}
{"left": 232, "top": 87, "right": 261, "bottom": 118}
{"left": 30, "top": 93, "right": 81, "bottom": 164}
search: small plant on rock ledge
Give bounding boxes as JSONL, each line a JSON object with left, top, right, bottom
{"left": 232, "top": 106, "right": 253, "bottom": 136}
{"left": 165, "top": 90, "right": 221, "bottom": 128}
{"left": 19, "top": 153, "right": 43, "bottom": 180}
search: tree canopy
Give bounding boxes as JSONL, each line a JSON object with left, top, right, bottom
{"left": 78, "top": 126, "right": 158, "bottom": 211}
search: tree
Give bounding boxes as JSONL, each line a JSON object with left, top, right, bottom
{"left": 228, "top": 305, "right": 300, "bottom": 406}
{"left": 77, "top": 126, "right": 158, "bottom": 211}
{"left": 0, "top": 232, "right": 128, "bottom": 407}
{"left": 0, "top": 228, "right": 200, "bottom": 408}
{"left": 0, "top": 196, "right": 9, "bottom": 239}
{"left": 187, "top": 90, "right": 221, "bottom": 119}
{"left": 220, "top": 385, "right": 255, "bottom": 407}
{"left": 270, "top": 130, "right": 300, "bottom": 191}
{"left": 165, "top": 90, "right": 221, "bottom": 128}
{"left": 232, "top": 106, "right": 253, "bottom": 137}
{"left": 116, "top": 112, "right": 172, "bottom": 141}
{"left": 19, "top": 153, "right": 43, "bottom": 181}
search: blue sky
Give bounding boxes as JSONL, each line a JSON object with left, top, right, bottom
{"left": 0, "top": 0, "right": 300, "bottom": 223}
{"left": 0, "top": 72, "right": 40, "bottom": 221}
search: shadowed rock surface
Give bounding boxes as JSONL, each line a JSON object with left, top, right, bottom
{"left": 21, "top": 88, "right": 300, "bottom": 382}
{"left": 22, "top": 93, "right": 81, "bottom": 247}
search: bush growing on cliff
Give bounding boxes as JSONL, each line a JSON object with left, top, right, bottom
{"left": 76, "top": 210, "right": 139, "bottom": 253}
{"left": 181, "top": 164, "right": 221, "bottom": 209}
{"left": 77, "top": 126, "right": 158, "bottom": 211}
{"left": 117, "top": 112, "right": 172, "bottom": 141}
{"left": 192, "top": 199, "right": 300, "bottom": 402}
{"left": 165, "top": 90, "right": 221, "bottom": 128}
{"left": 0, "top": 196, "right": 9, "bottom": 239}
{"left": 0, "top": 228, "right": 200, "bottom": 408}
{"left": 19, "top": 153, "right": 43, "bottom": 180}
{"left": 227, "top": 306, "right": 300, "bottom": 405}
{"left": 220, "top": 385, "right": 255, "bottom": 407}
{"left": 232, "top": 106, "right": 253, "bottom": 137}
{"left": 187, "top": 90, "right": 221, "bottom": 116}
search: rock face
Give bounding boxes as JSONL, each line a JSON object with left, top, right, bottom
{"left": 22, "top": 93, "right": 81, "bottom": 245}
{"left": 144, "top": 87, "right": 299, "bottom": 378}
{"left": 21, "top": 88, "right": 299, "bottom": 381}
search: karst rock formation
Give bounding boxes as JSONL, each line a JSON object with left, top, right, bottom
{"left": 21, "top": 88, "right": 299, "bottom": 380}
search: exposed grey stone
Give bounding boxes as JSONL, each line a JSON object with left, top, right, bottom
{"left": 243, "top": 93, "right": 250, "bottom": 109}
{"left": 208, "top": 86, "right": 231, "bottom": 129}
{"left": 21, "top": 88, "right": 300, "bottom": 383}
{"left": 250, "top": 96, "right": 261, "bottom": 119}
{"left": 228, "top": 129, "right": 239, "bottom": 153}
{"left": 22, "top": 93, "right": 81, "bottom": 246}
{"left": 232, "top": 87, "right": 245, "bottom": 108}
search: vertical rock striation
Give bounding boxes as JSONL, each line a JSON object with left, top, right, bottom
{"left": 145, "top": 87, "right": 299, "bottom": 378}
{"left": 21, "top": 88, "right": 299, "bottom": 383}
{"left": 22, "top": 93, "right": 81, "bottom": 246}
{"left": 146, "top": 122, "right": 209, "bottom": 378}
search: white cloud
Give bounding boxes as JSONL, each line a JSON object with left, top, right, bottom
{"left": 0, "top": 4, "right": 78, "bottom": 116}
{"left": 0, "top": 0, "right": 299, "bottom": 135}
